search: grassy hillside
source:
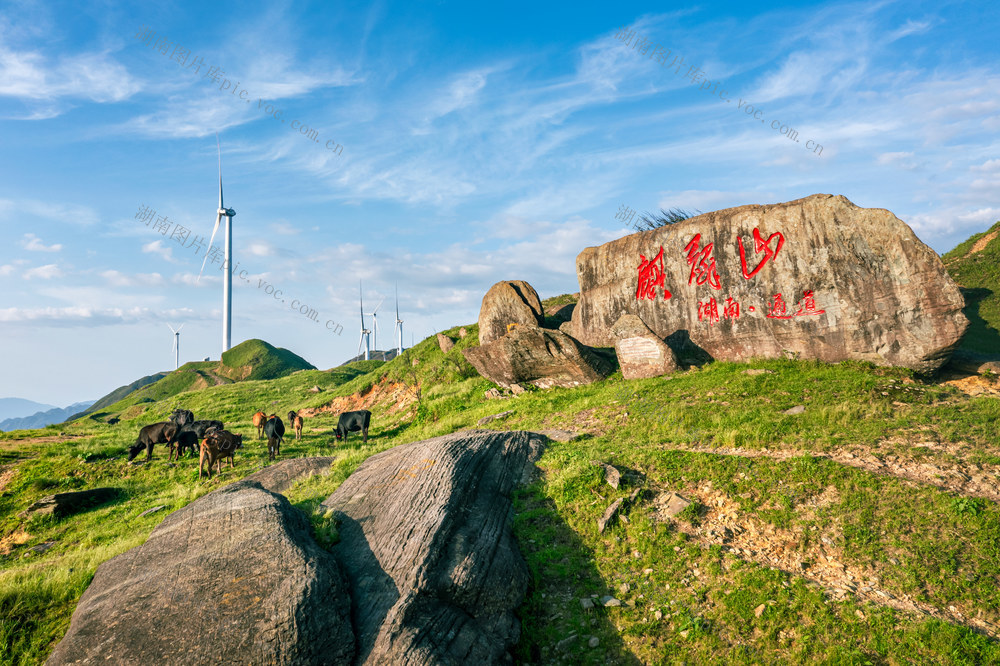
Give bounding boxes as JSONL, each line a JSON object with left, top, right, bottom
{"left": 942, "top": 220, "right": 1000, "bottom": 354}
{"left": 2, "top": 302, "right": 1000, "bottom": 663}
{"left": 80, "top": 339, "right": 316, "bottom": 420}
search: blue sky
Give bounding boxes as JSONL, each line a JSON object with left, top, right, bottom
{"left": 1, "top": 0, "right": 998, "bottom": 406}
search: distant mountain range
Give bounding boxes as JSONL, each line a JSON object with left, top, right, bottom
{"left": 0, "top": 400, "right": 95, "bottom": 431}
{"left": 0, "top": 397, "right": 57, "bottom": 422}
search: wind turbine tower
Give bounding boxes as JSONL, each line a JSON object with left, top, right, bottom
{"left": 166, "top": 323, "right": 184, "bottom": 370}
{"left": 199, "top": 134, "right": 236, "bottom": 355}
{"left": 357, "top": 282, "right": 371, "bottom": 361}
{"left": 394, "top": 284, "right": 404, "bottom": 355}
{"left": 365, "top": 296, "right": 385, "bottom": 357}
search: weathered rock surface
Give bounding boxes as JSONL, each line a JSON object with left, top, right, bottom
{"left": 437, "top": 333, "right": 455, "bottom": 353}
{"left": 611, "top": 313, "right": 680, "bottom": 379}
{"left": 321, "top": 430, "right": 544, "bottom": 665}
{"left": 241, "top": 456, "right": 335, "bottom": 494}
{"left": 47, "top": 480, "right": 354, "bottom": 665}
{"left": 478, "top": 280, "right": 544, "bottom": 345}
{"left": 25, "top": 488, "right": 119, "bottom": 518}
{"left": 570, "top": 194, "right": 968, "bottom": 372}
{"left": 544, "top": 301, "right": 577, "bottom": 326}
{"left": 463, "top": 325, "right": 615, "bottom": 389}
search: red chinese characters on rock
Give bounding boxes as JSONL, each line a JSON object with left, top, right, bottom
{"left": 636, "top": 246, "right": 672, "bottom": 301}
{"left": 684, "top": 234, "right": 722, "bottom": 290}
{"left": 738, "top": 228, "right": 785, "bottom": 279}
{"left": 766, "top": 290, "right": 826, "bottom": 319}
{"left": 697, "top": 297, "right": 720, "bottom": 325}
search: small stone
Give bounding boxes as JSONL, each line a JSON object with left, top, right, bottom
{"left": 654, "top": 610, "right": 663, "bottom": 620}
{"left": 643, "top": 568, "right": 653, "bottom": 576}
{"left": 588, "top": 636, "right": 600, "bottom": 648}
{"left": 138, "top": 506, "right": 165, "bottom": 518}
{"left": 782, "top": 405, "right": 806, "bottom": 415}
{"left": 855, "top": 610, "right": 865, "bottom": 619}
{"left": 556, "top": 633, "right": 578, "bottom": 652}
{"left": 580, "top": 598, "right": 595, "bottom": 610}
{"left": 754, "top": 604, "right": 766, "bottom": 618}
{"left": 744, "top": 369, "right": 775, "bottom": 375}
{"left": 600, "top": 596, "right": 621, "bottom": 607}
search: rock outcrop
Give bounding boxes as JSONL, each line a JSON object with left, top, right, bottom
{"left": 240, "top": 456, "right": 335, "bottom": 493}
{"left": 478, "top": 280, "right": 544, "bottom": 345}
{"left": 47, "top": 479, "right": 354, "bottom": 665}
{"left": 437, "top": 333, "right": 455, "bottom": 353}
{"left": 570, "top": 194, "right": 967, "bottom": 372}
{"left": 321, "top": 430, "right": 544, "bottom": 665}
{"left": 463, "top": 324, "right": 615, "bottom": 389}
{"left": 610, "top": 313, "right": 679, "bottom": 379}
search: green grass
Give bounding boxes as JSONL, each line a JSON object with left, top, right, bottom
{"left": 942, "top": 220, "right": 1000, "bottom": 354}
{"left": 2, "top": 321, "right": 1000, "bottom": 664}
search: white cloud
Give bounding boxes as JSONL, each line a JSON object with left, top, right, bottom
{"left": 0, "top": 47, "right": 142, "bottom": 104}
{"left": 876, "top": 151, "right": 922, "bottom": 170}
{"left": 22, "top": 233, "right": 62, "bottom": 252}
{"left": 0, "top": 198, "right": 100, "bottom": 226}
{"left": 142, "top": 240, "right": 175, "bottom": 262}
{"left": 23, "top": 263, "right": 62, "bottom": 279}
{"left": 0, "top": 305, "right": 198, "bottom": 327}
{"left": 99, "top": 270, "right": 165, "bottom": 287}
{"left": 0, "top": 264, "right": 14, "bottom": 276}
{"left": 247, "top": 241, "right": 277, "bottom": 257}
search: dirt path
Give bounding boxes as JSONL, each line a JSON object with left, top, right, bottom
{"left": 669, "top": 442, "right": 1000, "bottom": 503}
{"left": 651, "top": 482, "right": 1000, "bottom": 639}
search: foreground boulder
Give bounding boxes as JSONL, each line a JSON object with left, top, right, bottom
{"left": 47, "top": 479, "right": 354, "bottom": 665}
{"left": 611, "top": 313, "right": 679, "bottom": 378}
{"left": 463, "top": 324, "right": 615, "bottom": 389}
{"left": 570, "top": 194, "right": 968, "bottom": 372}
{"left": 478, "top": 280, "right": 544, "bottom": 345}
{"left": 321, "top": 429, "right": 544, "bottom": 665}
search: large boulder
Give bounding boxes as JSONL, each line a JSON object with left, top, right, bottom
{"left": 478, "top": 280, "right": 544, "bottom": 345}
{"left": 611, "top": 313, "right": 679, "bottom": 379}
{"left": 46, "top": 480, "right": 355, "bottom": 665}
{"left": 321, "top": 430, "right": 544, "bottom": 665}
{"left": 463, "top": 324, "right": 615, "bottom": 389}
{"left": 570, "top": 194, "right": 968, "bottom": 372}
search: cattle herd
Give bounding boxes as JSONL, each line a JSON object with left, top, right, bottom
{"left": 126, "top": 407, "right": 373, "bottom": 479}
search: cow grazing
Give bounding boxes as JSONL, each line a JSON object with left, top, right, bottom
{"left": 199, "top": 430, "right": 244, "bottom": 479}
{"left": 264, "top": 415, "right": 285, "bottom": 460}
{"left": 287, "top": 411, "right": 304, "bottom": 440}
{"left": 167, "top": 420, "right": 224, "bottom": 459}
{"left": 252, "top": 410, "right": 267, "bottom": 439}
{"left": 169, "top": 430, "right": 202, "bottom": 461}
{"left": 128, "top": 422, "right": 178, "bottom": 462}
{"left": 335, "top": 410, "right": 371, "bottom": 444}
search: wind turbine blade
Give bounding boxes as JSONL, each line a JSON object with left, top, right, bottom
{"left": 217, "top": 133, "right": 223, "bottom": 210}
{"left": 373, "top": 297, "right": 385, "bottom": 315}
{"left": 395, "top": 284, "right": 399, "bottom": 319}
{"left": 166, "top": 324, "right": 176, "bottom": 333}
{"left": 198, "top": 212, "right": 223, "bottom": 280}
{"left": 177, "top": 324, "right": 184, "bottom": 332}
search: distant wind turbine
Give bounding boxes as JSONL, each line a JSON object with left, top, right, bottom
{"left": 166, "top": 323, "right": 184, "bottom": 370}
{"left": 394, "top": 284, "right": 404, "bottom": 356}
{"left": 357, "top": 281, "right": 371, "bottom": 361}
{"left": 198, "top": 133, "right": 236, "bottom": 355}
{"left": 365, "top": 296, "right": 385, "bottom": 354}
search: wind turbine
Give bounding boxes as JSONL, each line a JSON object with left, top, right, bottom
{"left": 166, "top": 323, "right": 184, "bottom": 370}
{"left": 365, "top": 296, "right": 385, "bottom": 355}
{"left": 198, "top": 133, "right": 236, "bottom": 355}
{"left": 357, "top": 281, "right": 371, "bottom": 361}
{"left": 394, "top": 284, "right": 404, "bottom": 356}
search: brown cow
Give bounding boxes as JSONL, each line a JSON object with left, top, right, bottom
{"left": 199, "top": 430, "right": 244, "bottom": 479}
{"left": 287, "top": 410, "right": 304, "bottom": 440}
{"left": 252, "top": 409, "right": 266, "bottom": 439}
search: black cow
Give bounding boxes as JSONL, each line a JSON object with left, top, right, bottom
{"left": 169, "top": 409, "right": 194, "bottom": 427}
{"left": 264, "top": 415, "right": 284, "bottom": 460}
{"left": 128, "top": 422, "right": 179, "bottom": 462}
{"left": 167, "top": 419, "right": 223, "bottom": 460}
{"left": 335, "top": 410, "right": 371, "bottom": 444}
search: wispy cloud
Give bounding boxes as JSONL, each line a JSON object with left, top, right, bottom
{"left": 23, "top": 263, "right": 63, "bottom": 279}
{"left": 142, "top": 240, "right": 175, "bottom": 262}
{"left": 0, "top": 46, "right": 142, "bottom": 105}
{"left": 22, "top": 233, "right": 62, "bottom": 252}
